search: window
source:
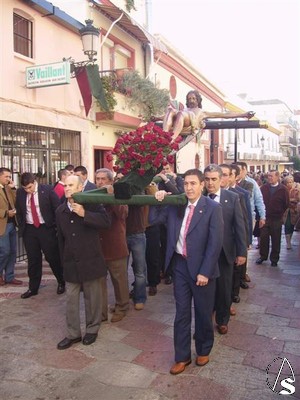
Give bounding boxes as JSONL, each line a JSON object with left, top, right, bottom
{"left": 13, "top": 13, "right": 33, "bottom": 58}
{"left": 0, "top": 121, "right": 81, "bottom": 185}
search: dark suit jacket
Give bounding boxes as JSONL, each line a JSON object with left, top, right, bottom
{"left": 149, "top": 195, "right": 224, "bottom": 280}
{"left": 230, "top": 186, "right": 252, "bottom": 245}
{"left": 238, "top": 179, "right": 254, "bottom": 196}
{"left": 16, "top": 184, "right": 60, "bottom": 236}
{"left": 56, "top": 202, "right": 111, "bottom": 283}
{"left": 84, "top": 180, "right": 97, "bottom": 191}
{"left": 219, "top": 189, "right": 247, "bottom": 265}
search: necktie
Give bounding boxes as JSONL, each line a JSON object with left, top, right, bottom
{"left": 30, "top": 194, "right": 40, "bottom": 228}
{"left": 182, "top": 204, "right": 195, "bottom": 257}
{"left": 209, "top": 193, "right": 217, "bottom": 200}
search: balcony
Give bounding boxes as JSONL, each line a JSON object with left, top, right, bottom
{"left": 279, "top": 135, "right": 297, "bottom": 146}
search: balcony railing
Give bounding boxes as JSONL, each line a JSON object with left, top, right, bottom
{"left": 279, "top": 135, "right": 297, "bottom": 146}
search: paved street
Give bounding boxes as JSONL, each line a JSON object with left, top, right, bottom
{"left": 0, "top": 233, "right": 299, "bottom": 400}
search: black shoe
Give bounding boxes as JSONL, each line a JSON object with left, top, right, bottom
{"left": 255, "top": 257, "right": 266, "bottom": 265}
{"left": 82, "top": 333, "right": 98, "bottom": 345}
{"left": 164, "top": 276, "right": 173, "bottom": 285}
{"left": 148, "top": 286, "right": 157, "bottom": 296}
{"left": 57, "top": 283, "right": 65, "bottom": 295}
{"left": 21, "top": 290, "right": 38, "bottom": 299}
{"left": 232, "top": 295, "right": 240, "bottom": 303}
{"left": 240, "top": 282, "right": 249, "bottom": 289}
{"left": 271, "top": 262, "right": 278, "bottom": 267}
{"left": 57, "top": 337, "right": 81, "bottom": 350}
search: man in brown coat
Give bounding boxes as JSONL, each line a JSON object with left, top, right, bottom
{"left": 56, "top": 175, "right": 111, "bottom": 349}
{"left": 0, "top": 167, "right": 22, "bottom": 285}
{"left": 96, "top": 168, "right": 129, "bottom": 323}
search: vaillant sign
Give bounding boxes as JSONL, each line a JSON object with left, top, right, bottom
{"left": 26, "top": 61, "right": 70, "bottom": 88}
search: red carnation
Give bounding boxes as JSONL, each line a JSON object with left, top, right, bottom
{"left": 106, "top": 153, "right": 113, "bottom": 162}
{"left": 171, "top": 142, "right": 179, "bottom": 150}
{"left": 138, "top": 169, "right": 146, "bottom": 176}
{"left": 150, "top": 143, "right": 157, "bottom": 151}
{"left": 167, "top": 154, "right": 174, "bottom": 164}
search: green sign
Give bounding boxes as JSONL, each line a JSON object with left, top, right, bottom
{"left": 26, "top": 61, "right": 70, "bottom": 88}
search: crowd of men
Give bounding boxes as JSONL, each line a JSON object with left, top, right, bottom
{"left": 0, "top": 160, "right": 298, "bottom": 374}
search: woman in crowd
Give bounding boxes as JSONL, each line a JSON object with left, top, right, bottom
{"left": 282, "top": 175, "right": 300, "bottom": 249}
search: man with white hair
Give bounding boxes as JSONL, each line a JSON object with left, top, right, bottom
{"left": 56, "top": 175, "right": 111, "bottom": 349}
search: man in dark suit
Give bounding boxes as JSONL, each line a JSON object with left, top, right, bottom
{"left": 204, "top": 164, "right": 247, "bottom": 335}
{"left": 16, "top": 173, "right": 65, "bottom": 298}
{"left": 149, "top": 169, "right": 223, "bottom": 375}
{"left": 156, "top": 163, "right": 184, "bottom": 285}
{"left": 56, "top": 175, "right": 111, "bottom": 349}
{"left": 74, "top": 165, "right": 96, "bottom": 191}
{"left": 229, "top": 164, "right": 253, "bottom": 292}
{"left": 219, "top": 164, "right": 251, "bottom": 312}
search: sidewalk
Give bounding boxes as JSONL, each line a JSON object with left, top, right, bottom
{"left": 0, "top": 233, "right": 299, "bottom": 400}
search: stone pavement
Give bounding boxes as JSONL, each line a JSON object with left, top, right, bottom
{"left": 0, "top": 233, "right": 299, "bottom": 400}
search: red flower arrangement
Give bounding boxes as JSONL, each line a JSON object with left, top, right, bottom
{"left": 107, "top": 122, "right": 182, "bottom": 176}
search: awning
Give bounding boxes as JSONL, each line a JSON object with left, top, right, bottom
{"left": 92, "top": 2, "right": 168, "bottom": 54}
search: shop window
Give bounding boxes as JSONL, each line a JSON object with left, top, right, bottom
{"left": 0, "top": 121, "right": 80, "bottom": 185}
{"left": 13, "top": 12, "right": 33, "bottom": 58}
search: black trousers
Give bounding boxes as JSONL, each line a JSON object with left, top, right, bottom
{"left": 215, "top": 250, "right": 233, "bottom": 326}
{"left": 232, "top": 258, "right": 247, "bottom": 298}
{"left": 259, "top": 219, "right": 282, "bottom": 263}
{"left": 145, "top": 224, "right": 161, "bottom": 287}
{"left": 23, "top": 224, "right": 64, "bottom": 292}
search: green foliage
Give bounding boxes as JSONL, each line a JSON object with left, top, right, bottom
{"left": 116, "top": 70, "right": 169, "bottom": 121}
{"left": 290, "top": 155, "right": 300, "bottom": 171}
{"left": 125, "top": 0, "right": 136, "bottom": 13}
{"left": 99, "top": 75, "right": 117, "bottom": 112}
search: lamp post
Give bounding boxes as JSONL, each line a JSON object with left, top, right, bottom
{"left": 260, "top": 134, "right": 265, "bottom": 149}
{"left": 79, "top": 19, "right": 100, "bottom": 62}
{"left": 234, "top": 119, "right": 238, "bottom": 163}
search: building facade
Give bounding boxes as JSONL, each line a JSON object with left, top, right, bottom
{"left": 1, "top": 0, "right": 288, "bottom": 187}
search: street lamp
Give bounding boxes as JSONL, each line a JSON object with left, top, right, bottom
{"left": 260, "top": 135, "right": 265, "bottom": 154}
{"left": 79, "top": 19, "right": 100, "bottom": 62}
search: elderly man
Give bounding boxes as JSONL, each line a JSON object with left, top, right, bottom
{"left": 95, "top": 168, "right": 129, "bottom": 323}
{"left": 56, "top": 175, "right": 111, "bottom": 349}
{"left": 256, "top": 170, "right": 289, "bottom": 267}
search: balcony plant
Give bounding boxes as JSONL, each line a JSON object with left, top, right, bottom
{"left": 115, "top": 69, "right": 170, "bottom": 121}
{"left": 98, "top": 74, "right": 117, "bottom": 113}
